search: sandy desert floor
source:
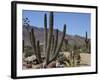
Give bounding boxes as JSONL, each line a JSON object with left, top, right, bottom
{"left": 22, "top": 52, "right": 91, "bottom": 69}
{"left": 62, "top": 52, "right": 91, "bottom": 66}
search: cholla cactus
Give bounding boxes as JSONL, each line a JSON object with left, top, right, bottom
{"left": 64, "top": 45, "right": 81, "bottom": 67}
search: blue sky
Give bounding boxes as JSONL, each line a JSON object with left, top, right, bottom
{"left": 22, "top": 10, "right": 91, "bottom": 38}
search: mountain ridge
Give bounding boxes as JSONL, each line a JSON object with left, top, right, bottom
{"left": 23, "top": 26, "right": 90, "bottom": 47}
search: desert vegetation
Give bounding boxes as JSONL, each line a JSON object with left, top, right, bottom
{"left": 22, "top": 12, "right": 91, "bottom": 69}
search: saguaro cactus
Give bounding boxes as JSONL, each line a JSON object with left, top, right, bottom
{"left": 85, "top": 31, "right": 90, "bottom": 53}
{"left": 85, "top": 31, "right": 91, "bottom": 53}
{"left": 85, "top": 31, "right": 88, "bottom": 48}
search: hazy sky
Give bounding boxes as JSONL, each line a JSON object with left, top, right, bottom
{"left": 22, "top": 10, "right": 91, "bottom": 38}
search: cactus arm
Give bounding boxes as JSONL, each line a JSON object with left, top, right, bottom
{"left": 30, "top": 29, "right": 37, "bottom": 54}
{"left": 29, "top": 32, "right": 33, "bottom": 47}
{"left": 37, "top": 40, "right": 42, "bottom": 63}
{"left": 23, "top": 40, "right": 24, "bottom": 52}
{"left": 50, "top": 29, "right": 58, "bottom": 59}
{"left": 44, "top": 14, "right": 47, "bottom": 55}
{"left": 85, "top": 31, "right": 89, "bottom": 48}
{"left": 50, "top": 35, "right": 54, "bottom": 58}
{"left": 53, "top": 29, "right": 58, "bottom": 54}
{"left": 86, "top": 31, "right": 87, "bottom": 40}
{"left": 49, "top": 24, "right": 66, "bottom": 64}
{"left": 46, "top": 12, "right": 54, "bottom": 65}
{"left": 51, "top": 35, "right": 54, "bottom": 52}
{"left": 30, "top": 29, "right": 43, "bottom": 63}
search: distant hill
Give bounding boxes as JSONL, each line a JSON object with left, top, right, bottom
{"left": 23, "top": 26, "right": 90, "bottom": 47}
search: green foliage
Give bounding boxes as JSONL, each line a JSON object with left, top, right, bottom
{"left": 77, "top": 44, "right": 89, "bottom": 53}
{"left": 57, "top": 53, "right": 66, "bottom": 62}
{"left": 24, "top": 46, "right": 33, "bottom": 58}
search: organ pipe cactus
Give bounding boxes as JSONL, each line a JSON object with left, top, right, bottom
{"left": 30, "top": 12, "right": 66, "bottom": 67}
{"left": 37, "top": 40, "right": 42, "bottom": 63}
{"left": 44, "top": 14, "right": 47, "bottom": 55}
{"left": 45, "top": 12, "right": 66, "bottom": 65}
{"left": 48, "top": 25, "right": 66, "bottom": 64}
{"left": 23, "top": 40, "right": 24, "bottom": 52}
{"left": 65, "top": 45, "right": 80, "bottom": 67}
{"left": 30, "top": 28, "right": 42, "bottom": 64}
{"left": 46, "top": 12, "right": 54, "bottom": 65}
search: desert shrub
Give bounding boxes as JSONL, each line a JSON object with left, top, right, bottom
{"left": 57, "top": 53, "right": 66, "bottom": 61}
{"left": 24, "top": 50, "right": 33, "bottom": 58}
{"left": 24, "top": 46, "right": 34, "bottom": 57}
{"left": 79, "top": 45, "right": 88, "bottom": 53}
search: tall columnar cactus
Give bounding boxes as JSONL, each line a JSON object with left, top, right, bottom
{"left": 45, "top": 12, "right": 66, "bottom": 65}
{"left": 52, "top": 29, "right": 58, "bottom": 55}
{"left": 37, "top": 40, "right": 42, "bottom": 63}
{"left": 85, "top": 31, "right": 89, "bottom": 49}
{"left": 30, "top": 12, "right": 66, "bottom": 67}
{"left": 46, "top": 12, "right": 54, "bottom": 65}
{"left": 48, "top": 25, "right": 66, "bottom": 64}
{"left": 62, "top": 38, "right": 68, "bottom": 51}
{"left": 23, "top": 40, "right": 24, "bottom": 52}
{"left": 50, "top": 35, "right": 54, "bottom": 54}
{"left": 44, "top": 14, "right": 47, "bottom": 55}
{"left": 30, "top": 28, "right": 42, "bottom": 64}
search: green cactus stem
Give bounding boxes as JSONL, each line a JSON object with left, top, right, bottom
{"left": 85, "top": 31, "right": 89, "bottom": 48}
{"left": 29, "top": 11, "right": 67, "bottom": 67}
{"left": 30, "top": 28, "right": 42, "bottom": 64}
{"left": 49, "top": 35, "right": 55, "bottom": 58}
{"left": 30, "top": 28, "right": 37, "bottom": 56}
{"left": 46, "top": 12, "right": 54, "bottom": 65}
{"left": 23, "top": 40, "right": 24, "bottom": 52}
{"left": 50, "top": 29, "right": 58, "bottom": 60}
{"left": 44, "top": 13, "right": 47, "bottom": 55}
{"left": 37, "top": 40, "right": 42, "bottom": 63}
{"left": 49, "top": 24, "right": 66, "bottom": 64}
{"left": 53, "top": 29, "right": 58, "bottom": 54}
